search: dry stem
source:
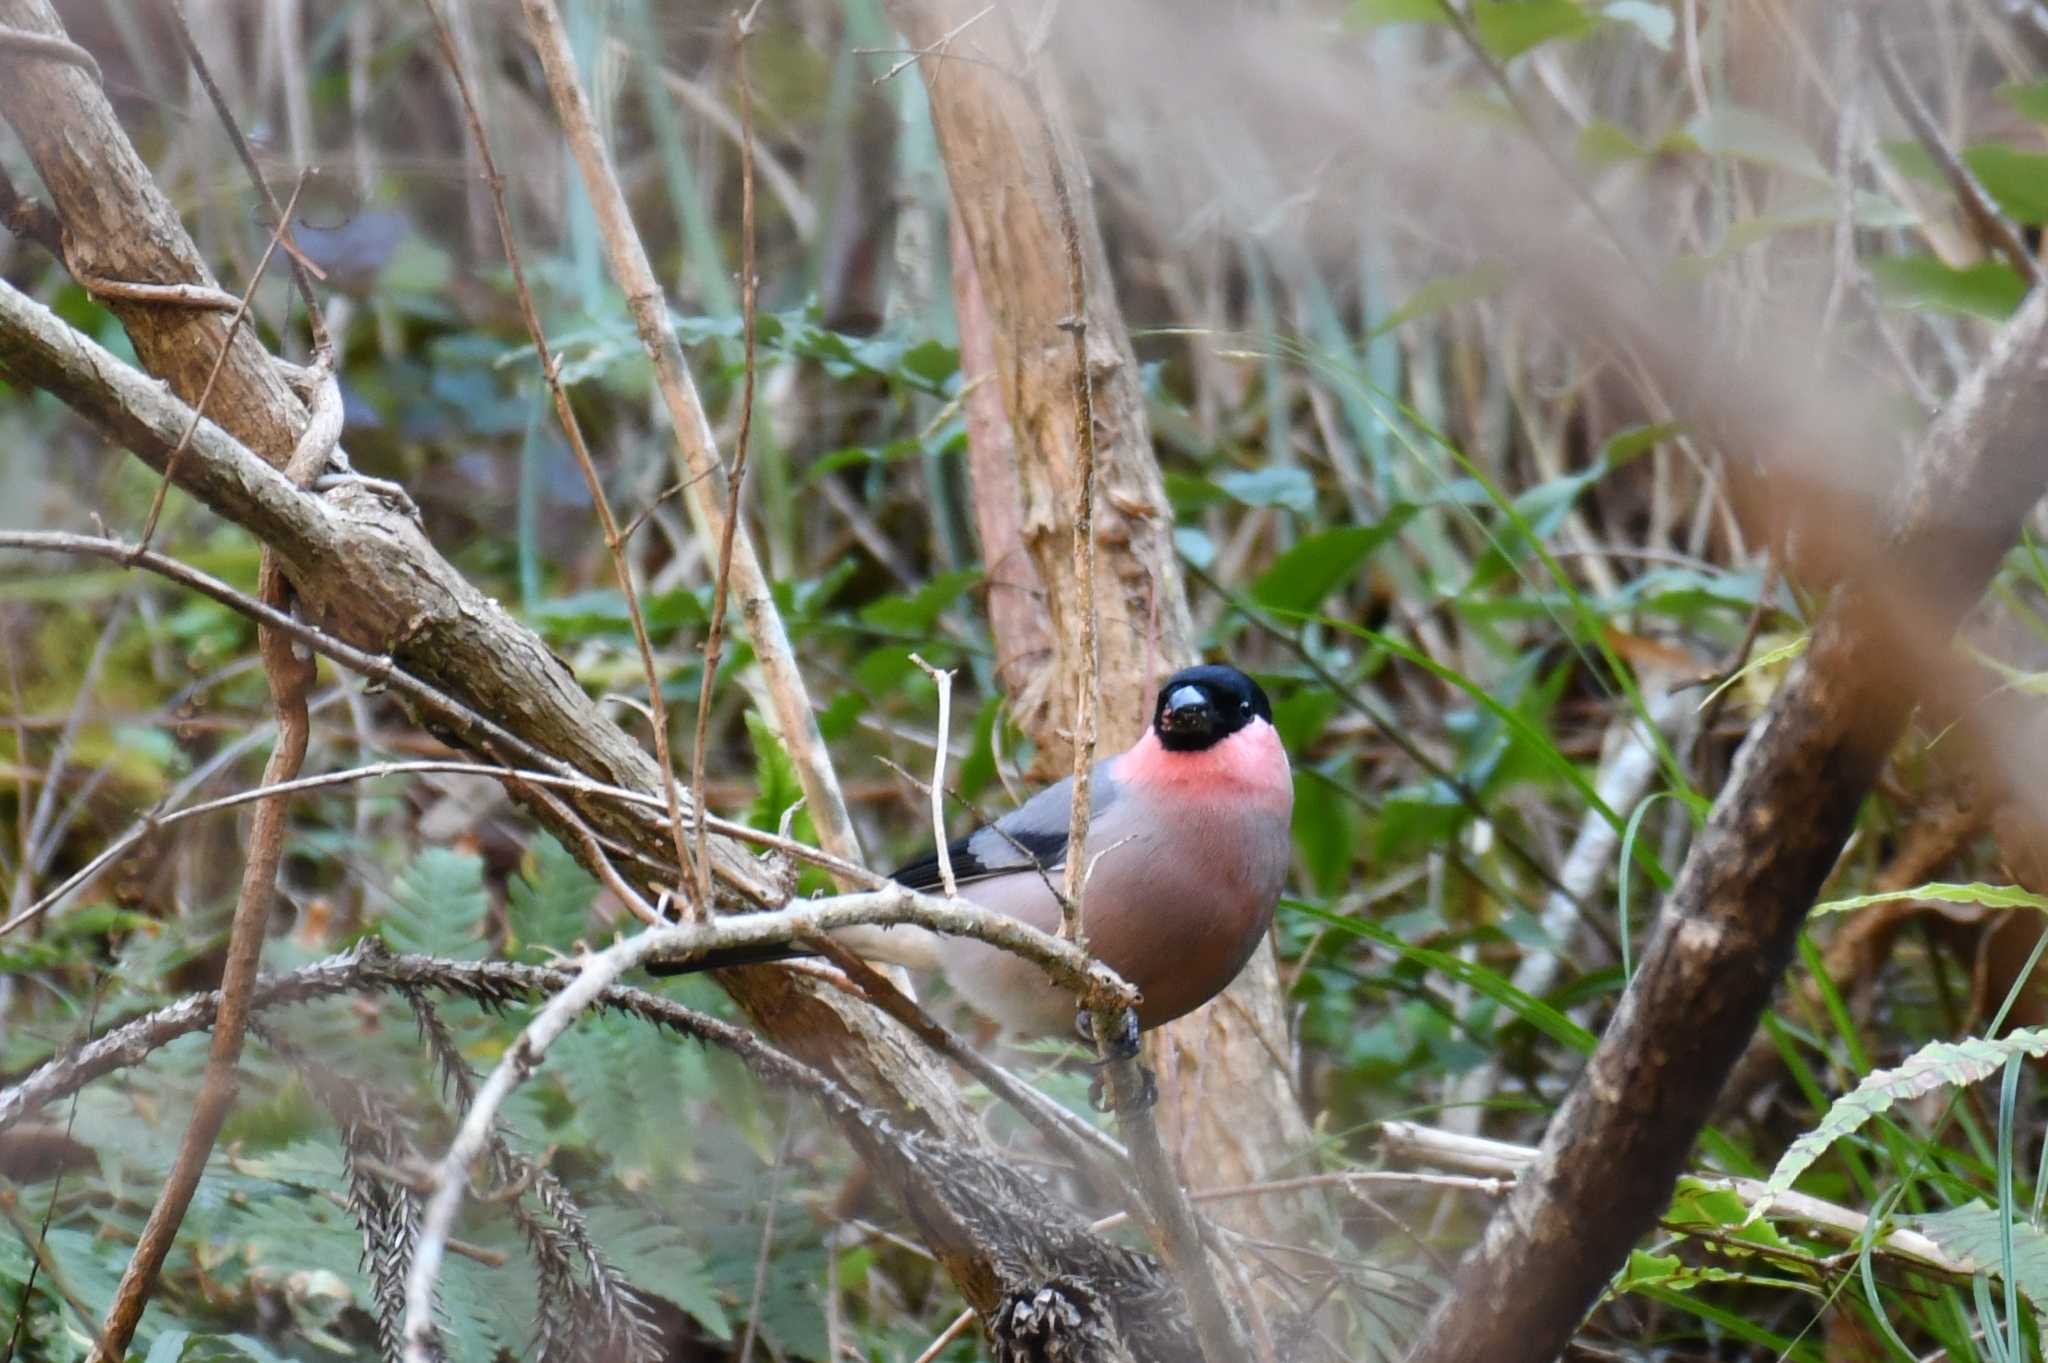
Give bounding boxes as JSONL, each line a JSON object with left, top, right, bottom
{"left": 421, "top": 0, "right": 700, "bottom": 914}
{"left": 86, "top": 366, "right": 340, "bottom": 1363}
{"left": 518, "top": 0, "right": 863, "bottom": 873}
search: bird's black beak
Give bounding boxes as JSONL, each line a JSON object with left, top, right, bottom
{"left": 1156, "top": 683, "right": 1219, "bottom": 748}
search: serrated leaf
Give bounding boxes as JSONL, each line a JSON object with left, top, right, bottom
{"left": 1610, "top": 1247, "right": 1817, "bottom": 1299}
{"left": 1870, "top": 256, "right": 2028, "bottom": 320}
{"left": 1813, "top": 881, "right": 2048, "bottom": 917}
{"left": 1906, "top": 1204, "right": 2048, "bottom": 1327}
{"left": 584, "top": 1205, "right": 733, "bottom": 1339}
{"left": 383, "top": 847, "right": 489, "bottom": 959}
{"left": 508, "top": 835, "right": 598, "bottom": 955}
{"left": 1251, "top": 508, "right": 1418, "bottom": 613}
{"left": 1751, "top": 1029, "right": 2048, "bottom": 1216}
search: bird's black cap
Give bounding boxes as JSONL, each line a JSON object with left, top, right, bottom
{"left": 1152, "top": 664, "right": 1273, "bottom": 752}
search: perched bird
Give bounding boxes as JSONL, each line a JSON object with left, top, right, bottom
{"left": 654, "top": 664, "right": 1294, "bottom": 1039}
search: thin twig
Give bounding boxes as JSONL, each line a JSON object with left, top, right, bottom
{"left": 867, "top": 3, "right": 994, "bottom": 84}
{"left": 908, "top": 654, "right": 960, "bottom": 897}
{"left": 87, "top": 367, "right": 339, "bottom": 1363}
{"left": 0, "top": 532, "right": 693, "bottom": 933}
{"left": 134, "top": 169, "right": 315, "bottom": 555}
{"left": 159, "top": 0, "right": 329, "bottom": 341}
{"left": 689, "top": 8, "right": 766, "bottom": 915}
{"left": 805, "top": 933, "right": 1132, "bottom": 1186}
{"left": 68, "top": 277, "right": 240, "bottom": 311}
{"left": 0, "top": 22, "right": 99, "bottom": 84}
{"left": 518, "top": 0, "right": 864, "bottom": 874}
{"left": 1869, "top": 17, "right": 2042, "bottom": 286}
{"left": 421, "top": 0, "right": 700, "bottom": 915}
{"left": 910, "top": 1307, "right": 977, "bottom": 1363}
{"left": 1376, "top": 1121, "right": 1978, "bottom": 1280}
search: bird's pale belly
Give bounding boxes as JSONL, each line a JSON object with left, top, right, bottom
{"left": 936, "top": 807, "right": 1288, "bottom": 1035}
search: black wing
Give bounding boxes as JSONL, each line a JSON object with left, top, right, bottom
{"left": 890, "top": 822, "right": 1068, "bottom": 891}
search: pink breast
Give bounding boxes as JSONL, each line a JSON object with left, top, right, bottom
{"left": 1112, "top": 718, "right": 1292, "bottom": 811}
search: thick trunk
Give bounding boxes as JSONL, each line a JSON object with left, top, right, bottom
{"left": 902, "top": 0, "right": 1320, "bottom": 1253}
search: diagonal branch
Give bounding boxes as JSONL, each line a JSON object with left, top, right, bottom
{"left": 1404, "top": 287, "right": 2048, "bottom": 1363}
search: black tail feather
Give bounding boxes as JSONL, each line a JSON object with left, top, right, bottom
{"left": 645, "top": 941, "right": 814, "bottom": 977}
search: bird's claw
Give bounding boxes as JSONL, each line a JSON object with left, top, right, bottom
{"left": 314, "top": 470, "right": 422, "bottom": 522}
{"left": 1087, "top": 1064, "right": 1158, "bottom": 1114}
{"left": 1072, "top": 1006, "right": 1142, "bottom": 1061}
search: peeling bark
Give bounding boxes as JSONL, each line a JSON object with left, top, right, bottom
{"left": 893, "top": 0, "right": 1321, "bottom": 1258}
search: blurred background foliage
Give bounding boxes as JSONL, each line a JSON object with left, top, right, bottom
{"left": 8, "top": 0, "right": 2048, "bottom": 1360}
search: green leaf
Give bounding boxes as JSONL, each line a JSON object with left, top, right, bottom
{"left": 1963, "top": 144, "right": 2048, "bottom": 224}
{"left": 1610, "top": 1248, "right": 1817, "bottom": 1299}
{"left": 857, "top": 568, "right": 981, "bottom": 633}
{"left": 1752, "top": 1028, "right": 2048, "bottom": 1215}
{"left": 383, "top": 847, "right": 489, "bottom": 959}
{"left": 1681, "top": 106, "right": 1830, "bottom": 180}
{"left": 1294, "top": 768, "right": 1363, "bottom": 896}
{"left": 1217, "top": 465, "right": 1316, "bottom": 514}
{"left": 1251, "top": 507, "right": 1418, "bottom": 613}
{"left": 508, "top": 835, "right": 598, "bottom": 955}
{"left": 1473, "top": 0, "right": 1595, "bottom": 59}
{"left": 745, "top": 709, "right": 815, "bottom": 844}
{"left": 1299, "top": 904, "right": 1599, "bottom": 1054}
{"left": 1870, "top": 256, "right": 2028, "bottom": 320}
{"left": 1813, "top": 881, "right": 2048, "bottom": 917}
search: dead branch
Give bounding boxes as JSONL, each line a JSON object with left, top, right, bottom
{"left": 516, "top": 0, "right": 862, "bottom": 873}
{"left": 87, "top": 365, "right": 338, "bottom": 1363}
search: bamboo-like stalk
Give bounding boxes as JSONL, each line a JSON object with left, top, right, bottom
{"left": 518, "top": 0, "right": 863, "bottom": 873}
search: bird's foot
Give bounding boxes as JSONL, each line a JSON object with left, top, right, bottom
{"left": 314, "top": 470, "right": 421, "bottom": 522}
{"left": 1072, "top": 1006, "right": 1142, "bottom": 1061}
{"left": 1077, "top": 1007, "right": 1152, "bottom": 1112}
{"left": 1087, "top": 1064, "right": 1158, "bottom": 1114}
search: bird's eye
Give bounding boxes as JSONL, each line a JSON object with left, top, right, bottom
{"left": 1240, "top": 700, "right": 1252, "bottom": 714}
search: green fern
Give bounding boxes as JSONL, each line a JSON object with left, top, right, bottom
{"left": 508, "top": 835, "right": 598, "bottom": 957}
{"left": 582, "top": 1203, "right": 732, "bottom": 1340}
{"left": 1752, "top": 1028, "right": 2048, "bottom": 1214}
{"left": 1906, "top": 1205, "right": 2048, "bottom": 1332}
{"left": 382, "top": 847, "right": 490, "bottom": 959}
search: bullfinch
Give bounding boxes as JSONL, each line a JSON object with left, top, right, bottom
{"left": 653, "top": 664, "right": 1294, "bottom": 1038}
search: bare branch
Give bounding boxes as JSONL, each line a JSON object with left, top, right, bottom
{"left": 517, "top": 0, "right": 864, "bottom": 873}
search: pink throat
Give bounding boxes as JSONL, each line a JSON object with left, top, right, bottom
{"left": 1114, "top": 718, "right": 1292, "bottom": 807}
